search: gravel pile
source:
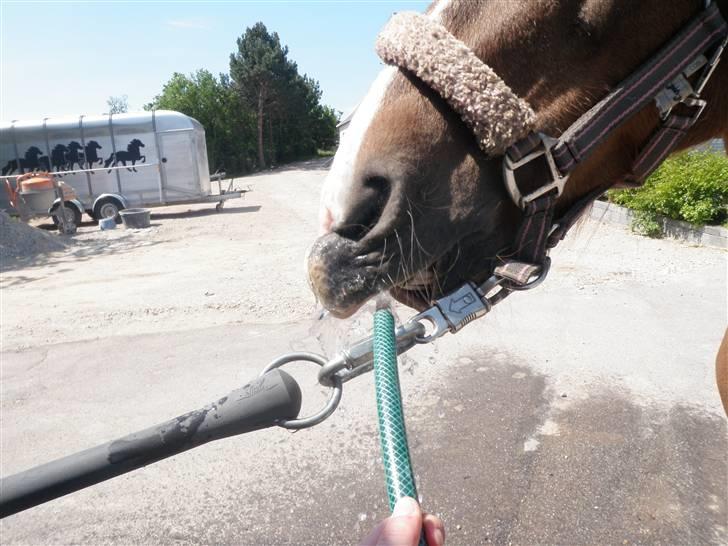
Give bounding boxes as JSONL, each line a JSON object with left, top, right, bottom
{"left": 0, "top": 211, "right": 66, "bottom": 262}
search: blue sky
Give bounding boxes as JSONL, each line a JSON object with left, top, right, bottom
{"left": 0, "top": 0, "right": 429, "bottom": 121}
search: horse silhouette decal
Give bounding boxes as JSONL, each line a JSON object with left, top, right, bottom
{"left": 3, "top": 139, "right": 146, "bottom": 176}
{"left": 104, "top": 139, "right": 146, "bottom": 172}
{"left": 1, "top": 146, "right": 44, "bottom": 176}
{"left": 84, "top": 141, "right": 103, "bottom": 172}
{"left": 51, "top": 144, "right": 69, "bottom": 172}
{"left": 38, "top": 155, "right": 51, "bottom": 171}
{"left": 65, "top": 141, "right": 85, "bottom": 172}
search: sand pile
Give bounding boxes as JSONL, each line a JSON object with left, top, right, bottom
{"left": 0, "top": 211, "right": 67, "bottom": 262}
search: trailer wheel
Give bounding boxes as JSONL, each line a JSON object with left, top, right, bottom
{"left": 94, "top": 198, "right": 124, "bottom": 223}
{"left": 51, "top": 203, "right": 82, "bottom": 231}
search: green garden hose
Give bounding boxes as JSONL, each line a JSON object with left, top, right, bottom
{"left": 373, "top": 307, "right": 426, "bottom": 545}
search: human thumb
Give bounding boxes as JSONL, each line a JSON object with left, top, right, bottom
{"left": 377, "top": 497, "right": 423, "bottom": 545}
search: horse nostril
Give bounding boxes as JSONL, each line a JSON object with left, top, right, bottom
{"left": 334, "top": 175, "right": 391, "bottom": 241}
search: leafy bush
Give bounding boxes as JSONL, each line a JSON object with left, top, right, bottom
{"left": 630, "top": 211, "right": 663, "bottom": 238}
{"left": 608, "top": 150, "right": 728, "bottom": 227}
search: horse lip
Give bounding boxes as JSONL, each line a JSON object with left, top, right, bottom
{"left": 307, "top": 229, "right": 437, "bottom": 315}
{"left": 308, "top": 231, "right": 478, "bottom": 315}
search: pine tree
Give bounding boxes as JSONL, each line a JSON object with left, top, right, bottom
{"left": 229, "top": 23, "right": 290, "bottom": 169}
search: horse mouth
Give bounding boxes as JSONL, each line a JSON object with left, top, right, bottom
{"left": 307, "top": 232, "right": 453, "bottom": 317}
{"left": 388, "top": 270, "right": 437, "bottom": 311}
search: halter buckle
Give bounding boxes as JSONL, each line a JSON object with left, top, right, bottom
{"left": 503, "top": 134, "right": 569, "bottom": 209}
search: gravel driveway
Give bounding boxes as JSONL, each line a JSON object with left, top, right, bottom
{"left": 1, "top": 159, "right": 726, "bottom": 545}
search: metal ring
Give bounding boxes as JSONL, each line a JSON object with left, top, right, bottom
{"left": 317, "top": 354, "right": 349, "bottom": 388}
{"left": 260, "top": 352, "right": 343, "bottom": 430}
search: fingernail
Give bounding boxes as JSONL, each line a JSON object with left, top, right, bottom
{"left": 432, "top": 528, "right": 445, "bottom": 546}
{"left": 392, "top": 497, "right": 419, "bottom": 517}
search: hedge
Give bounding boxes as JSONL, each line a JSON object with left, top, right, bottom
{"left": 608, "top": 150, "right": 728, "bottom": 236}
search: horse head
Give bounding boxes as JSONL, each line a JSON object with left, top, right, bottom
{"left": 87, "top": 141, "right": 102, "bottom": 150}
{"left": 128, "top": 139, "right": 145, "bottom": 150}
{"left": 25, "top": 146, "right": 43, "bottom": 159}
{"left": 308, "top": 0, "right": 728, "bottom": 317}
{"left": 68, "top": 141, "right": 83, "bottom": 151}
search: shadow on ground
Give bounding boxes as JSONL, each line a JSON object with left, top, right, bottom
{"left": 411, "top": 361, "right": 727, "bottom": 546}
{"left": 1, "top": 328, "right": 725, "bottom": 545}
{"left": 228, "top": 354, "right": 727, "bottom": 545}
{"left": 1, "top": 205, "right": 262, "bottom": 281}
{"left": 0, "top": 231, "right": 165, "bottom": 281}
{"left": 151, "top": 205, "right": 261, "bottom": 220}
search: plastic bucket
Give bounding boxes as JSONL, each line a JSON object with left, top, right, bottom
{"left": 119, "top": 208, "right": 151, "bottom": 229}
{"left": 99, "top": 217, "right": 116, "bottom": 230}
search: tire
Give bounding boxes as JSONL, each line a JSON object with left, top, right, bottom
{"left": 51, "top": 203, "right": 82, "bottom": 231}
{"left": 94, "top": 197, "right": 124, "bottom": 223}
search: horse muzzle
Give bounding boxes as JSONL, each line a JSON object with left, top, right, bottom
{"left": 307, "top": 229, "right": 488, "bottom": 317}
{"left": 307, "top": 232, "right": 386, "bottom": 318}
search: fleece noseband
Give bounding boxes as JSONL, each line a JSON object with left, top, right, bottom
{"left": 375, "top": 11, "right": 535, "bottom": 156}
{"left": 376, "top": 5, "right": 727, "bottom": 289}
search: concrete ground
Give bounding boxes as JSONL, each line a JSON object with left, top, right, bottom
{"left": 1, "top": 159, "right": 726, "bottom": 545}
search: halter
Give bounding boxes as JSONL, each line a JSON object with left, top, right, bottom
{"left": 376, "top": 2, "right": 727, "bottom": 325}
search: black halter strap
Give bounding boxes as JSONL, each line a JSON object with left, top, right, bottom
{"left": 375, "top": 2, "right": 727, "bottom": 299}
{"left": 498, "top": 2, "right": 727, "bottom": 288}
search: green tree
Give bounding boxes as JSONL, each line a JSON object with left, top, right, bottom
{"left": 146, "top": 22, "right": 340, "bottom": 174}
{"left": 145, "top": 70, "right": 255, "bottom": 173}
{"left": 230, "top": 24, "right": 339, "bottom": 165}
{"left": 107, "top": 95, "right": 128, "bottom": 114}
{"left": 229, "top": 22, "right": 292, "bottom": 169}
{"left": 286, "top": 74, "right": 339, "bottom": 154}
{"left": 315, "top": 105, "right": 341, "bottom": 151}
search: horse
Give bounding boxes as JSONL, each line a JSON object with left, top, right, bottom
{"left": 65, "top": 141, "right": 85, "bottom": 173}
{"left": 51, "top": 144, "right": 69, "bottom": 172}
{"left": 84, "top": 140, "right": 103, "bottom": 172}
{"left": 37, "top": 155, "right": 51, "bottom": 172}
{"left": 1, "top": 146, "right": 44, "bottom": 175}
{"left": 104, "top": 139, "right": 146, "bottom": 172}
{"left": 307, "top": 1, "right": 728, "bottom": 411}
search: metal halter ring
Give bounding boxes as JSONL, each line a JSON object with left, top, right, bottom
{"left": 260, "top": 352, "right": 343, "bottom": 430}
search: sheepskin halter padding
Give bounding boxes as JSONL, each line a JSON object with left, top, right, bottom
{"left": 376, "top": 11, "right": 536, "bottom": 156}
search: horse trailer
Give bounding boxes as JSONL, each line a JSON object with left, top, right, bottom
{"left": 0, "top": 110, "right": 242, "bottom": 220}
